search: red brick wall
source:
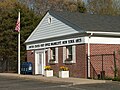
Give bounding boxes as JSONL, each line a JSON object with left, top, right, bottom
{"left": 26, "top": 44, "right": 120, "bottom": 78}
{"left": 89, "top": 44, "right": 120, "bottom": 78}
{"left": 46, "top": 45, "right": 87, "bottom": 78}
{"left": 27, "top": 50, "right": 35, "bottom": 74}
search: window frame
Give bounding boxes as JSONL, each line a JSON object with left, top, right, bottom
{"left": 66, "top": 46, "right": 72, "bottom": 61}
{"left": 51, "top": 47, "right": 56, "bottom": 60}
{"left": 48, "top": 17, "right": 52, "bottom": 24}
{"left": 63, "top": 45, "right": 76, "bottom": 63}
{"left": 48, "top": 47, "right": 58, "bottom": 64}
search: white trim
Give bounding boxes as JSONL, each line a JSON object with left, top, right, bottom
{"left": 35, "top": 51, "right": 37, "bottom": 74}
{"left": 86, "top": 31, "right": 120, "bottom": 36}
{"left": 35, "top": 50, "right": 45, "bottom": 75}
{"left": 48, "top": 48, "right": 51, "bottom": 63}
{"left": 87, "top": 36, "right": 91, "bottom": 78}
{"left": 50, "top": 48, "right": 53, "bottom": 59}
{"left": 72, "top": 45, "right": 76, "bottom": 63}
{"left": 43, "top": 50, "right": 46, "bottom": 75}
{"left": 48, "top": 47, "right": 58, "bottom": 63}
{"left": 85, "top": 37, "right": 120, "bottom": 44}
{"left": 55, "top": 47, "right": 58, "bottom": 63}
{"left": 27, "top": 36, "right": 120, "bottom": 50}
{"left": 48, "top": 17, "right": 52, "bottom": 24}
{"left": 63, "top": 47, "right": 66, "bottom": 63}
{"left": 66, "top": 46, "right": 69, "bottom": 59}
{"left": 27, "top": 37, "right": 84, "bottom": 50}
{"left": 63, "top": 45, "right": 76, "bottom": 64}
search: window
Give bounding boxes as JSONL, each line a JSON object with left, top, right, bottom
{"left": 48, "top": 17, "right": 52, "bottom": 24}
{"left": 66, "top": 46, "right": 72, "bottom": 61}
{"left": 51, "top": 47, "right": 55, "bottom": 60}
{"left": 48, "top": 47, "right": 58, "bottom": 63}
{"left": 63, "top": 45, "right": 76, "bottom": 63}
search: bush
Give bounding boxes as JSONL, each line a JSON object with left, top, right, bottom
{"left": 104, "top": 77, "right": 113, "bottom": 80}
{"left": 112, "top": 77, "right": 120, "bottom": 81}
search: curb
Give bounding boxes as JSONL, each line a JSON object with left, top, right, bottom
{"left": 0, "top": 73, "right": 107, "bottom": 85}
{"left": 0, "top": 73, "right": 72, "bottom": 84}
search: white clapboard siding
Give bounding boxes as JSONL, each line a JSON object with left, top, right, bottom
{"left": 55, "top": 47, "right": 58, "bottom": 63}
{"left": 63, "top": 46, "right": 66, "bottom": 63}
{"left": 25, "top": 12, "right": 79, "bottom": 43}
{"left": 72, "top": 45, "right": 76, "bottom": 63}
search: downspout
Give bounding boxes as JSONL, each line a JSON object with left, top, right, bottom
{"left": 87, "top": 33, "right": 93, "bottom": 78}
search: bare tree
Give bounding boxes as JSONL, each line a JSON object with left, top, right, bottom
{"left": 19, "top": 0, "right": 86, "bottom": 15}
{"left": 87, "top": 0, "right": 120, "bottom": 15}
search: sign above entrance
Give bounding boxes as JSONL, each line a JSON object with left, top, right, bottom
{"left": 27, "top": 37, "right": 84, "bottom": 50}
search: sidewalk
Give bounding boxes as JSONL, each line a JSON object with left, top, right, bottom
{"left": 0, "top": 73, "right": 108, "bottom": 85}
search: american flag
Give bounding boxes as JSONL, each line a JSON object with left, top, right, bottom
{"left": 15, "top": 12, "right": 20, "bottom": 32}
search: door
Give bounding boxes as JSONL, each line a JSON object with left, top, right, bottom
{"left": 35, "top": 50, "right": 45, "bottom": 75}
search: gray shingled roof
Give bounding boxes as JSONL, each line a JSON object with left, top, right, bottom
{"left": 50, "top": 11, "right": 120, "bottom": 32}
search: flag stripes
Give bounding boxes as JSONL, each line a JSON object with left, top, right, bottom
{"left": 15, "top": 12, "right": 20, "bottom": 32}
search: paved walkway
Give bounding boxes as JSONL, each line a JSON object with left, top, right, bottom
{"left": 0, "top": 73, "right": 109, "bottom": 85}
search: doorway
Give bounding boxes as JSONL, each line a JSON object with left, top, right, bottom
{"left": 35, "top": 50, "right": 45, "bottom": 75}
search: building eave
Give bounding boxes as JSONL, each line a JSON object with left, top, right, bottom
{"left": 86, "top": 31, "right": 120, "bottom": 37}
{"left": 25, "top": 32, "right": 87, "bottom": 45}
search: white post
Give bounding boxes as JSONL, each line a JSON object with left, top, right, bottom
{"left": 18, "top": 11, "right": 20, "bottom": 74}
{"left": 15, "top": 10, "right": 20, "bottom": 74}
{"left": 87, "top": 33, "right": 93, "bottom": 78}
{"left": 88, "top": 36, "right": 90, "bottom": 78}
{"left": 18, "top": 30, "right": 20, "bottom": 74}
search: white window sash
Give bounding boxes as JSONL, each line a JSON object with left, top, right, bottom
{"left": 48, "top": 47, "right": 58, "bottom": 63}
{"left": 66, "top": 47, "right": 69, "bottom": 59}
{"left": 48, "top": 48, "right": 51, "bottom": 63}
{"left": 51, "top": 48, "right": 53, "bottom": 59}
{"left": 55, "top": 47, "right": 58, "bottom": 63}
{"left": 63, "top": 46, "right": 66, "bottom": 63}
{"left": 72, "top": 45, "right": 76, "bottom": 63}
{"left": 64, "top": 45, "right": 76, "bottom": 63}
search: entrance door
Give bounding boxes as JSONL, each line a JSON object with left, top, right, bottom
{"left": 35, "top": 50, "right": 45, "bottom": 75}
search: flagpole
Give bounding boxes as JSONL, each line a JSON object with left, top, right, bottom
{"left": 18, "top": 30, "right": 20, "bottom": 74}
{"left": 18, "top": 11, "right": 20, "bottom": 74}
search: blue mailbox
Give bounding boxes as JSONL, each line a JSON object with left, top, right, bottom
{"left": 26, "top": 62, "right": 33, "bottom": 75}
{"left": 21, "top": 62, "right": 26, "bottom": 74}
{"left": 21, "top": 62, "right": 33, "bottom": 75}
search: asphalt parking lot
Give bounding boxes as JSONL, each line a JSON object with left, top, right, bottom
{"left": 0, "top": 76, "right": 120, "bottom": 90}
{"left": 74, "top": 82, "right": 120, "bottom": 90}
{"left": 0, "top": 76, "right": 73, "bottom": 90}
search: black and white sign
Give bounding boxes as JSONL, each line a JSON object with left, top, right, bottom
{"left": 27, "top": 37, "right": 84, "bottom": 50}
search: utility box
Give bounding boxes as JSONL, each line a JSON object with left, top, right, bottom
{"left": 100, "top": 71, "right": 105, "bottom": 79}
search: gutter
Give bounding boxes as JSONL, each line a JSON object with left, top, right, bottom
{"left": 86, "top": 31, "right": 120, "bottom": 36}
{"left": 87, "top": 33, "right": 93, "bottom": 78}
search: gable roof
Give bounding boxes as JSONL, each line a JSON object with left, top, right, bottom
{"left": 25, "top": 11, "right": 120, "bottom": 43}
{"left": 50, "top": 11, "right": 120, "bottom": 32}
